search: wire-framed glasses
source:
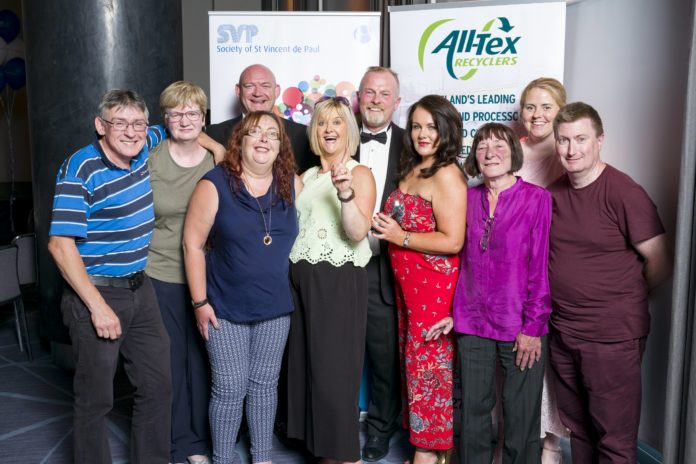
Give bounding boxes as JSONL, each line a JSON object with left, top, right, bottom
{"left": 101, "top": 118, "right": 148, "bottom": 132}
{"left": 246, "top": 126, "right": 280, "bottom": 141}
{"left": 166, "top": 111, "right": 202, "bottom": 122}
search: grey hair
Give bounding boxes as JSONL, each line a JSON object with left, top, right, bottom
{"left": 360, "top": 66, "right": 400, "bottom": 95}
{"left": 98, "top": 89, "right": 149, "bottom": 120}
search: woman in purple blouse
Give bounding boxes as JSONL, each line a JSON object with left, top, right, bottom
{"left": 453, "top": 123, "right": 552, "bottom": 464}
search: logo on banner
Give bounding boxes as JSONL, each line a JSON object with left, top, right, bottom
{"left": 217, "top": 24, "right": 259, "bottom": 44}
{"left": 418, "top": 17, "right": 521, "bottom": 81}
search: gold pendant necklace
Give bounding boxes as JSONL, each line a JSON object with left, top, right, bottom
{"left": 242, "top": 172, "right": 273, "bottom": 246}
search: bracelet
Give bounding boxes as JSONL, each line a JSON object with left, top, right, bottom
{"left": 191, "top": 298, "right": 208, "bottom": 309}
{"left": 337, "top": 187, "right": 355, "bottom": 203}
{"left": 402, "top": 231, "right": 411, "bottom": 247}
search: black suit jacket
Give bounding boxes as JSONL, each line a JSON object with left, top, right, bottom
{"left": 356, "top": 124, "right": 404, "bottom": 306}
{"left": 206, "top": 115, "right": 317, "bottom": 173}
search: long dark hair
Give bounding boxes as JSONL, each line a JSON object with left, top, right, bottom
{"left": 221, "top": 111, "right": 296, "bottom": 206}
{"left": 398, "top": 95, "right": 463, "bottom": 181}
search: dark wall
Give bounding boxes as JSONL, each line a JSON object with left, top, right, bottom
{"left": 0, "top": 0, "right": 31, "bottom": 243}
{"left": 22, "top": 0, "right": 183, "bottom": 342}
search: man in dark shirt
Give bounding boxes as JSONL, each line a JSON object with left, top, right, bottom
{"left": 206, "top": 63, "right": 315, "bottom": 172}
{"left": 547, "top": 102, "right": 671, "bottom": 463}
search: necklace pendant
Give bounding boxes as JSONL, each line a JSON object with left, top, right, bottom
{"left": 263, "top": 234, "right": 272, "bottom": 246}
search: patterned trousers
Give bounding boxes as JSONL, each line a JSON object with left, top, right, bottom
{"left": 206, "top": 315, "right": 291, "bottom": 464}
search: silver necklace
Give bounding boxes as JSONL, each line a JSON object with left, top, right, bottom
{"left": 242, "top": 172, "right": 273, "bottom": 246}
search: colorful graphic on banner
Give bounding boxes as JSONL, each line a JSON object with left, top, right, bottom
{"left": 390, "top": 1, "right": 565, "bottom": 157}
{"left": 209, "top": 12, "right": 380, "bottom": 124}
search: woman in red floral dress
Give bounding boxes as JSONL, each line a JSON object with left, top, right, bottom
{"left": 372, "top": 95, "right": 467, "bottom": 464}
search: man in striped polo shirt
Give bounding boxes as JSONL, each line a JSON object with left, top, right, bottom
{"left": 48, "top": 90, "right": 172, "bottom": 464}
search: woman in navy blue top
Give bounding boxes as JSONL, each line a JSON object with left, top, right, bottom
{"left": 183, "top": 111, "right": 303, "bottom": 463}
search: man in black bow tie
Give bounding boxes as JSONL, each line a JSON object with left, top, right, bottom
{"left": 357, "top": 66, "right": 405, "bottom": 462}
{"left": 361, "top": 130, "right": 388, "bottom": 145}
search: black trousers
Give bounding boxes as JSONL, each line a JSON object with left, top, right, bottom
{"left": 286, "top": 260, "right": 367, "bottom": 462}
{"left": 151, "top": 278, "right": 211, "bottom": 461}
{"left": 456, "top": 334, "right": 545, "bottom": 464}
{"left": 364, "top": 256, "right": 402, "bottom": 438}
{"left": 61, "top": 275, "right": 172, "bottom": 464}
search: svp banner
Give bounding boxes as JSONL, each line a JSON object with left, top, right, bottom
{"left": 209, "top": 12, "right": 381, "bottom": 124}
{"left": 390, "top": 1, "right": 565, "bottom": 157}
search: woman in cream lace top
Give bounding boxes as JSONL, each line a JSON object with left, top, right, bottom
{"left": 284, "top": 96, "right": 376, "bottom": 464}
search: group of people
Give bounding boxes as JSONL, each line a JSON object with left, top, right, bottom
{"left": 47, "top": 62, "right": 670, "bottom": 464}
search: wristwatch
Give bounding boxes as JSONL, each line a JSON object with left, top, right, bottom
{"left": 402, "top": 231, "right": 411, "bottom": 248}
{"left": 191, "top": 298, "right": 209, "bottom": 309}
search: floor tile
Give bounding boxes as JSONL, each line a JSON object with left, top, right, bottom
{"left": 0, "top": 304, "right": 573, "bottom": 463}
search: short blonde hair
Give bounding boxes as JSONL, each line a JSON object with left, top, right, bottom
{"left": 159, "top": 81, "right": 207, "bottom": 117}
{"left": 520, "top": 77, "right": 567, "bottom": 108}
{"left": 308, "top": 98, "right": 360, "bottom": 158}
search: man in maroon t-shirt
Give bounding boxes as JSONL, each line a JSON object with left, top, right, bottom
{"left": 547, "top": 102, "right": 671, "bottom": 463}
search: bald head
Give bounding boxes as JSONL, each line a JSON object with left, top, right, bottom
{"left": 235, "top": 64, "right": 281, "bottom": 113}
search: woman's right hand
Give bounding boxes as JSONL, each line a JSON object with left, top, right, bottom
{"left": 194, "top": 304, "right": 220, "bottom": 341}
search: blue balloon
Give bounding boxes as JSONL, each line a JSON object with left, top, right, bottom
{"left": 4, "top": 57, "right": 24, "bottom": 90}
{"left": 0, "top": 65, "right": 5, "bottom": 92}
{"left": 0, "top": 10, "right": 19, "bottom": 43}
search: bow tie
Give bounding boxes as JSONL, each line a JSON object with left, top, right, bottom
{"left": 361, "top": 131, "right": 387, "bottom": 144}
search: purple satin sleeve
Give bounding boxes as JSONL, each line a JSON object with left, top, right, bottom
{"left": 521, "top": 192, "right": 552, "bottom": 337}
{"left": 453, "top": 179, "right": 552, "bottom": 341}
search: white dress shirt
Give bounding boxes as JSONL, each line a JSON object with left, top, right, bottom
{"left": 361, "top": 125, "right": 393, "bottom": 255}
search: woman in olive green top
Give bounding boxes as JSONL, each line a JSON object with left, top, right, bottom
{"left": 146, "top": 81, "right": 220, "bottom": 464}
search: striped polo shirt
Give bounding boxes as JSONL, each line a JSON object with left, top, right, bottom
{"left": 49, "top": 127, "right": 166, "bottom": 277}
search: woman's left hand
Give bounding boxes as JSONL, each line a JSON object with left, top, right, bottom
{"left": 425, "top": 316, "right": 453, "bottom": 342}
{"left": 330, "top": 160, "right": 353, "bottom": 195}
{"left": 512, "top": 333, "right": 542, "bottom": 370}
{"left": 372, "top": 212, "right": 406, "bottom": 245}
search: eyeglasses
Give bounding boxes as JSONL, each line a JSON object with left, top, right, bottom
{"left": 166, "top": 111, "right": 202, "bottom": 122}
{"left": 480, "top": 216, "right": 495, "bottom": 252}
{"left": 246, "top": 126, "right": 280, "bottom": 141}
{"left": 316, "top": 95, "right": 351, "bottom": 108}
{"left": 101, "top": 118, "right": 148, "bottom": 132}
